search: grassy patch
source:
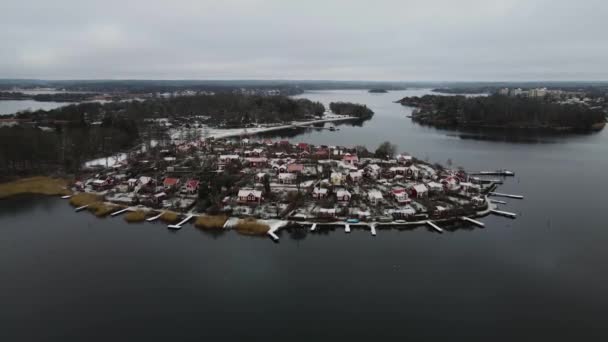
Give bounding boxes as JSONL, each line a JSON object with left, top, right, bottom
{"left": 87, "top": 202, "right": 121, "bottom": 217}
{"left": 194, "top": 215, "right": 228, "bottom": 230}
{"left": 235, "top": 218, "right": 270, "bottom": 235}
{"left": 159, "top": 211, "right": 179, "bottom": 223}
{"left": 69, "top": 193, "right": 102, "bottom": 207}
{"left": 0, "top": 177, "right": 70, "bottom": 199}
{"left": 124, "top": 210, "right": 147, "bottom": 223}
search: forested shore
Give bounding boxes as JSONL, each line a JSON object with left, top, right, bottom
{"left": 399, "top": 95, "right": 606, "bottom": 131}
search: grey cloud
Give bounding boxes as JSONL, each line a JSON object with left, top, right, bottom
{"left": 1, "top": 0, "right": 607, "bottom": 80}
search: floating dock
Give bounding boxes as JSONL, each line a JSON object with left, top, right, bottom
{"left": 426, "top": 221, "right": 443, "bottom": 233}
{"left": 461, "top": 216, "right": 485, "bottom": 227}
{"left": 110, "top": 207, "right": 133, "bottom": 217}
{"left": 345, "top": 223, "right": 351, "bottom": 233}
{"left": 146, "top": 211, "right": 164, "bottom": 222}
{"left": 75, "top": 204, "right": 89, "bottom": 212}
{"left": 472, "top": 170, "right": 515, "bottom": 176}
{"left": 168, "top": 214, "right": 194, "bottom": 229}
{"left": 491, "top": 209, "right": 517, "bottom": 218}
{"left": 267, "top": 230, "right": 279, "bottom": 242}
{"left": 489, "top": 192, "right": 524, "bottom": 199}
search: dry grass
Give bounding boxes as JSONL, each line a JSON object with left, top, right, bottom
{"left": 69, "top": 193, "right": 102, "bottom": 207}
{"left": 235, "top": 218, "right": 270, "bottom": 235}
{"left": 0, "top": 177, "right": 71, "bottom": 199}
{"left": 159, "top": 211, "right": 179, "bottom": 223}
{"left": 124, "top": 210, "right": 147, "bottom": 223}
{"left": 194, "top": 215, "right": 228, "bottom": 230}
{"left": 87, "top": 202, "right": 121, "bottom": 217}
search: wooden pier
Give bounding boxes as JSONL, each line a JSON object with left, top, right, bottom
{"left": 61, "top": 195, "right": 72, "bottom": 199}
{"left": 489, "top": 199, "right": 507, "bottom": 204}
{"left": 146, "top": 211, "right": 164, "bottom": 222}
{"left": 267, "top": 230, "right": 279, "bottom": 242}
{"left": 426, "top": 221, "right": 444, "bottom": 233}
{"left": 110, "top": 207, "right": 133, "bottom": 217}
{"left": 168, "top": 214, "right": 194, "bottom": 229}
{"left": 461, "top": 216, "right": 485, "bottom": 227}
{"left": 75, "top": 204, "right": 89, "bottom": 212}
{"left": 310, "top": 223, "right": 317, "bottom": 232}
{"left": 491, "top": 209, "right": 517, "bottom": 218}
{"left": 345, "top": 223, "right": 351, "bottom": 233}
{"left": 489, "top": 192, "right": 524, "bottom": 199}
{"left": 370, "top": 223, "right": 377, "bottom": 236}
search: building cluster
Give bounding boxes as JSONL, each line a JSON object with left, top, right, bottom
{"left": 77, "top": 137, "right": 492, "bottom": 223}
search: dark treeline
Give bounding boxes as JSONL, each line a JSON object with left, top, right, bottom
{"left": 400, "top": 95, "right": 606, "bottom": 131}
{"left": 0, "top": 114, "right": 140, "bottom": 177}
{"left": 329, "top": 102, "right": 374, "bottom": 119}
{"left": 0, "top": 91, "right": 96, "bottom": 102}
{"left": 16, "top": 94, "right": 325, "bottom": 126}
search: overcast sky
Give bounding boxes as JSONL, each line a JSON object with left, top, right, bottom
{"left": 1, "top": 0, "right": 607, "bottom": 81}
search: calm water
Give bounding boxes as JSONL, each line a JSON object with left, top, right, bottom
{"left": 0, "top": 100, "right": 70, "bottom": 115}
{"left": 2, "top": 89, "right": 608, "bottom": 341}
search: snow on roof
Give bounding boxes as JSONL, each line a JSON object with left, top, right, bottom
{"left": 337, "top": 190, "right": 351, "bottom": 197}
{"left": 238, "top": 189, "right": 262, "bottom": 197}
{"left": 413, "top": 184, "right": 428, "bottom": 192}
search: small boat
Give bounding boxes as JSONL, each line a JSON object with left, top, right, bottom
{"left": 346, "top": 218, "right": 359, "bottom": 224}
{"left": 329, "top": 126, "right": 336, "bottom": 131}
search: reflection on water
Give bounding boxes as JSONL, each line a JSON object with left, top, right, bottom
{"left": 2, "top": 89, "right": 608, "bottom": 340}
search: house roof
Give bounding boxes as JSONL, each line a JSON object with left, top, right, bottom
{"left": 412, "top": 184, "right": 428, "bottom": 192}
{"left": 163, "top": 177, "right": 179, "bottom": 186}
{"left": 238, "top": 189, "right": 262, "bottom": 198}
{"left": 287, "top": 164, "right": 304, "bottom": 172}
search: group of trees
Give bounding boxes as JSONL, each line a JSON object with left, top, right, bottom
{"left": 0, "top": 92, "right": 95, "bottom": 102}
{"left": 0, "top": 114, "right": 140, "bottom": 177}
{"left": 400, "top": 95, "right": 606, "bottom": 130}
{"left": 329, "top": 102, "right": 374, "bottom": 119}
{"left": 15, "top": 94, "right": 326, "bottom": 127}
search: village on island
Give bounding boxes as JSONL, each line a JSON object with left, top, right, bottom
{"left": 61, "top": 112, "right": 523, "bottom": 242}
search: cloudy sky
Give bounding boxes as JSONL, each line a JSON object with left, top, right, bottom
{"left": 1, "top": 0, "right": 607, "bottom": 81}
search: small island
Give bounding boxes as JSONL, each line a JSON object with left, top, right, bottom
{"left": 369, "top": 88, "right": 388, "bottom": 93}
{"left": 399, "top": 94, "right": 607, "bottom": 132}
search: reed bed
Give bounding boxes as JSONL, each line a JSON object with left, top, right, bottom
{"left": 194, "top": 215, "right": 228, "bottom": 230}
{"left": 0, "top": 177, "right": 70, "bottom": 199}
{"left": 159, "top": 211, "right": 179, "bottom": 223}
{"left": 124, "top": 210, "right": 147, "bottom": 223}
{"left": 235, "top": 218, "right": 270, "bottom": 235}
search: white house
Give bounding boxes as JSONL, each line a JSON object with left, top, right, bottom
{"left": 237, "top": 189, "right": 262, "bottom": 203}
{"left": 368, "top": 189, "right": 384, "bottom": 205}
{"left": 312, "top": 187, "right": 328, "bottom": 199}
{"left": 336, "top": 189, "right": 351, "bottom": 203}
{"left": 278, "top": 173, "right": 297, "bottom": 184}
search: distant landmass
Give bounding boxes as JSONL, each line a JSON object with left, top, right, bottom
{"left": 399, "top": 94, "right": 606, "bottom": 132}
{"left": 368, "top": 88, "right": 388, "bottom": 93}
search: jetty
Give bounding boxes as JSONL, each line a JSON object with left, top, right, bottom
{"left": 61, "top": 195, "right": 72, "bottom": 199}
{"left": 472, "top": 170, "right": 515, "bottom": 176}
{"left": 489, "top": 192, "right": 524, "bottom": 199}
{"left": 267, "top": 230, "right": 279, "bottom": 242}
{"left": 491, "top": 209, "right": 517, "bottom": 218}
{"left": 75, "top": 204, "right": 89, "bottom": 212}
{"left": 146, "top": 211, "right": 164, "bottom": 222}
{"left": 310, "top": 223, "right": 317, "bottom": 232}
{"left": 370, "top": 223, "right": 377, "bottom": 236}
{"left": 345, "top": 223, "right": 351, "bottom": 233}
{"left": 168, "top": 214, "right": 194, "bottom": 229}
{"left": 110, "top": 207, "right": 133, "bottom": 217}
{"left": 426, "top": 221, "right": 444, "bottom": 233}
{"left": 489, "top": 199, "right": 508, "bottom": 204}
{"left": 461, "top": 216, "right": 485, "bottom": 227}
